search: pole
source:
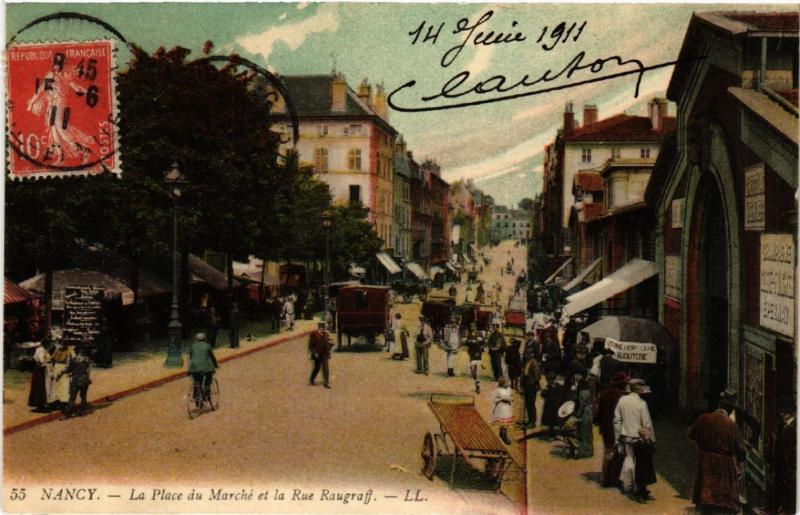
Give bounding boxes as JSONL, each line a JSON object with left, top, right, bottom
{"left": 165, "top": 201, "right": 183, "bottom": 367}
{"left": 324, "top": 224, "right": 331, "bottom": 330}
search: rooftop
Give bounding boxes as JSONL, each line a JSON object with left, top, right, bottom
{"left": 273, "top": 75, "right": 397, "bottom": 136}
{"left": 573, "top": 172, "right": 603, "bottom": 192}
{"left": 564, "top": 114, "right": 675, "bottom": 143}
{"left": 697, "top": 11, "right": 799, "bottom": 35}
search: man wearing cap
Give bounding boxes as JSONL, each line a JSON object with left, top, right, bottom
{"left": 774, "top": 396, "right": 796, "bottom": 514}
{"left": 188, "top": 333, "right": 219, "bottom": 404}
{"left": 596, "top": 371, "right": 628, "bottom": 487}
{"left": 688, "top": 391, "right": 747, "bottom": 513}
{"left": 308, "top": 322, "right": 333, "bottom": 388}
{"left": 614, "top": 378, "right": 655, "bottom": 501}
{"left": 487, "top": 323, "right": 506, "bottom": 381}
{"left": 414, "top": 316, "right": 433, "bottom": 375}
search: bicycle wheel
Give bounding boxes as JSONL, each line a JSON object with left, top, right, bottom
{"left": 187, "top": 383, "right": 200, "bottom": 419}
{"left": 208, "top": 379, "right": 220, "bottom": 411}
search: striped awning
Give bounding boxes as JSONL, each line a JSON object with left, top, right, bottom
{"left": 4, "top": 277, "right": 32, "bottom": 305}
{"left": 562, "top": 259, "right": 657, "bottom": 316}
{"left": 376, "top": 252, "right": 402, "bottom": 275}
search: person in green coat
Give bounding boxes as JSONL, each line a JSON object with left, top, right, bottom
{"left": 188, "top": 333, "right": 219, "bottom": 404}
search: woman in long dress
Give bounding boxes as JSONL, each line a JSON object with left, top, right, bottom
{"left": 28, "top": 342, "right": 52, "bottom": 412}
{"left": 49, "top": 342, "right": 74, "bottom": 408}
{"left": 491, "top": 377, "right": 514, "bottom": 445}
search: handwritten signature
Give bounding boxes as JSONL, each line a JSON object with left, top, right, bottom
{"left": 392, "top": 11, "right": 706, "bottom": 113}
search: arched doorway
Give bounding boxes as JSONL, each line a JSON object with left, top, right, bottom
{"left": 700, "top": 187, "right": 728, "bottom": 405}
{"left": 686, "top": 176, "right": 729, "bottom": 408}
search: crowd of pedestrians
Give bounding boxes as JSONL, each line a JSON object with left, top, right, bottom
{"left": 27, "top": 332, "right": 93, "bottom": 419}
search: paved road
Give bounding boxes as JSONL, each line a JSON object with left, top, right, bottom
{"left": 4, "top": 242, "right": 528, "bottom": 514}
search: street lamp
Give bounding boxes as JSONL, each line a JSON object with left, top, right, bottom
{"left": 322, "top": 211, "right": 332, "bottom": 331}
{"left": 164, "top": 163, "right": 186, "bottom": 368}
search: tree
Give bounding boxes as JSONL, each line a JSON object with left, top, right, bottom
{"left": 117, "top": 44, "right": 284, "bottom": 335}
{"left": 518, "top": 197, "right": 535, "bottom": 211}
{"left": 326, "top": 203, "right": 382, "bottom": 281}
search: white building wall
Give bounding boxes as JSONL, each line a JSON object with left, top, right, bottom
{"left": 278, "top": 120, "right": 374, "bottom": 208}
{"left": 562, "top": 142, "right": 660, "bottom": 228}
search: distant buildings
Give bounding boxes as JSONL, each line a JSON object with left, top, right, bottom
{"left": 491, "top": 206, "right": 533, "bottom": 243}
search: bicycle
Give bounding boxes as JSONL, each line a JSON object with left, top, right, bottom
{"left": 187, "top": 375, "right": 220, "bottom": 419}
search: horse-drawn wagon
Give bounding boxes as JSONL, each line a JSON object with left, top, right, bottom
{"left": 335, "top": 285, "right": 389, "bottom": 349}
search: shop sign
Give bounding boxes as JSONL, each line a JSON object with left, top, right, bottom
{"left": 745, "top": 163, "right": 766, "bottom": 231}
{"left": 665, "top": 255, "right": 681, "bottom": 300}
{"left": 671, "top": 198, "right": 683, "bottom": 229}
{"left": 759, "top": 234, "right": 795, "bottom": 337}
{"left": 604, "top": 337, "right": 657, "bottom": 364}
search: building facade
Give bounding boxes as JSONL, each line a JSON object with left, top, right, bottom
{"left": 649, "top": 11, "right": 798, "bottom": 508}
{"left": 392, "top": 138, "right": 413, "bottom": 263}
{"left": 272, "top": 74, "right": 397, "bottom": 251}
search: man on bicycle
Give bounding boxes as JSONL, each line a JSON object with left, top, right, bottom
{"left": 188, "top": 333, "right": 219, "bottom": 404}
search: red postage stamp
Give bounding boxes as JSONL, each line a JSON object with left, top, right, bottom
{"left": 6, "top": 40, "right": 119, "bottom": 179}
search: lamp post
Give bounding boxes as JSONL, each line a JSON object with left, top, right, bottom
{"left": 322, "top": 211, "right": 332, "bottom": 331}
{"left": 164, "top": 163, "right": 186, "bottom": 368}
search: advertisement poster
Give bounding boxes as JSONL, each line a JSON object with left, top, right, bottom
{"left": 3, "top": 3, "right": 798, "bottom": 515}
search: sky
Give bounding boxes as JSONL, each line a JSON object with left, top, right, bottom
{"left": 6, "top": 2, "right": 794, "bottom": 207}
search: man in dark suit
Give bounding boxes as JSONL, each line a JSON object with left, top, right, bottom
{"left": 308, "top": 322, "right": 333, "bottom": 388}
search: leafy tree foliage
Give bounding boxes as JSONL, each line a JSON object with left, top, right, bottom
{"left": 518, "top": 197, "right": 535, "bottom": 211}
{"left": 326, "top": 202, "right": 382, "bottom": 281}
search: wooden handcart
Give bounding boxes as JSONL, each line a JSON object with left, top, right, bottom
{"left": 421, "top": 394, "right": 512, "bottom": 491}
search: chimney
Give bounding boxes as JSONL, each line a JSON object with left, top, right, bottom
{"left": 331, "top": 73, "right": 347, "bottom": 112}
{"left": 563, "top": 102, "right": 575, "bottom": 135}
{"left": 583, "top": 104, "right": 598, "bottom": 126}
{"left": 649, "top": 97, "right": 668, "bottom": 131}
{"left": 373, "top": 82, "right": 388, "bottom": 121}
{"left": 357, "top": 78, "right": 372, "bottom": 107}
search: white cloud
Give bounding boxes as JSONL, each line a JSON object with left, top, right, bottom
{"left": 236, "top": 4, "right": 339, "bottom": 61}
{"left": 442, "top": 126, "right": 556, "bottom": 183}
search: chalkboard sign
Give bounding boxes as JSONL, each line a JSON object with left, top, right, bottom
{"left": 63, "top": 286, "right": 104, "bottom": 347}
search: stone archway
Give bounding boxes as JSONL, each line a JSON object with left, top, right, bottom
{"left": 682, "top": 124, "right": 742, "bottom": 410}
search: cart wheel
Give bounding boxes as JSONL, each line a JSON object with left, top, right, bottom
{"left": 484, "top": 458, "right": 502, "bottom": 484}
{"left": 421, "top": 432, "right": 437, "bottom": 480}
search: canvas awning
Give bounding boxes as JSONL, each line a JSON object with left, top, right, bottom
{"left": 562, "top": 257, "right": 603, "bottom": 291}
{"left": 562, "top": 258, "right": 657, "bottom": 316}
{"left": 430, "top": 266, "right": 445, "bottom": 279}
{"left": 376, "top": 252, "right": 402, "bottom": 275}
{"left": 406, "top": 262, "right": 427, "bottom": 281}
{"left": 5, "top": 277, "right": 33, "bottom": 305}
{"left": 544, "top": 257, "right": 573, "bottom": 284}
